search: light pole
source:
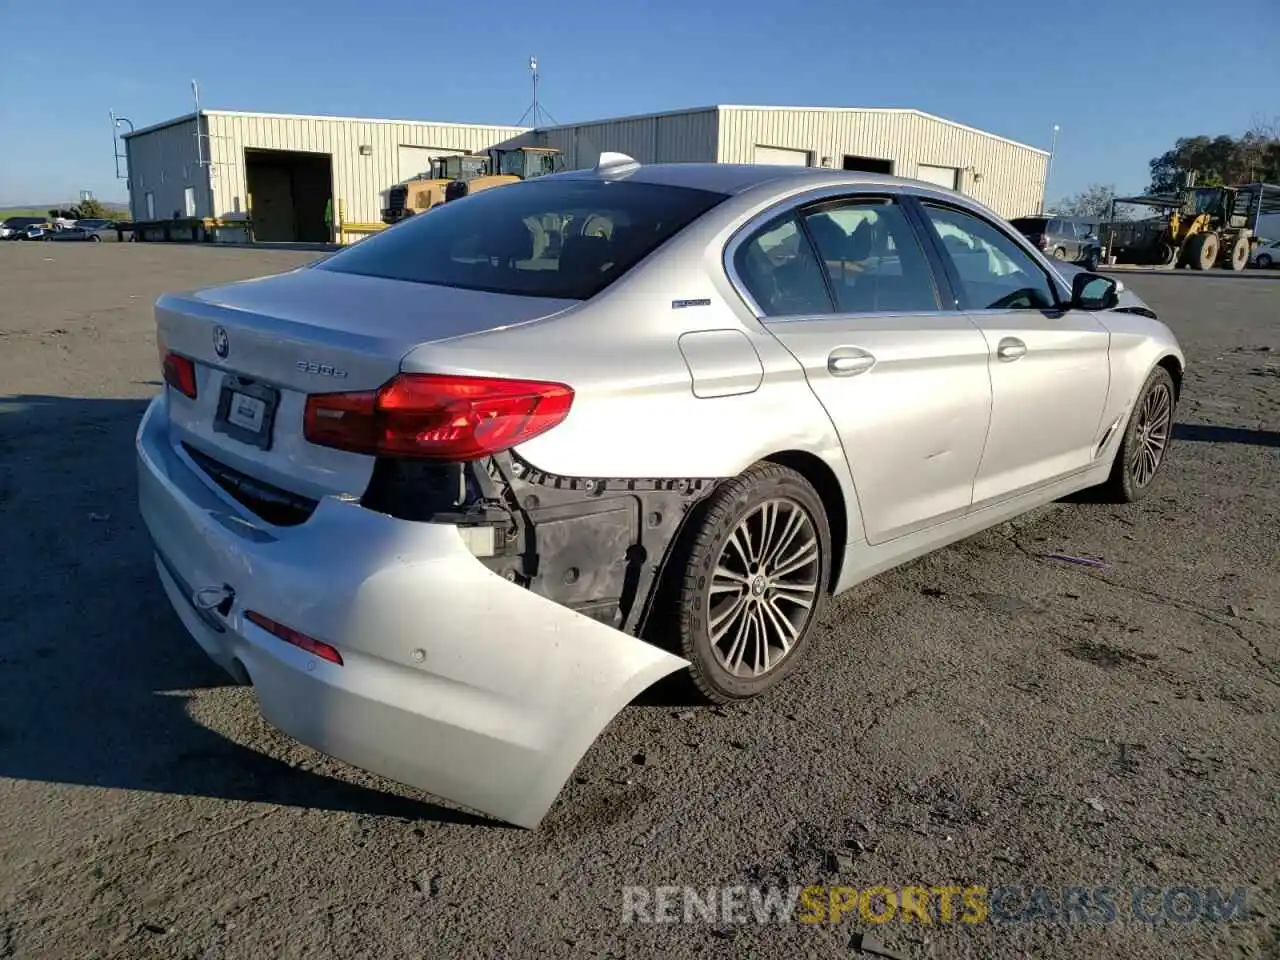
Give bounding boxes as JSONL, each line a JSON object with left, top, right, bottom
{"left": 110, "top": 111, "right": 134, "bottom": 180}
{"left": 1041, "top": 123, "right": 1060, "bottom": 214}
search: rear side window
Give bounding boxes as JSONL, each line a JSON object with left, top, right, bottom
{"left": 319, "top": 179, "right": 729, "bottom": 300}
{"left": 800, "top": 199, "right": 940, "bottom": 312}
{"left": 1010, "top": 217, "right": 1048, "bottom": 234}
{"left": 733, "top": 215, "right": 834, "bottom": 316}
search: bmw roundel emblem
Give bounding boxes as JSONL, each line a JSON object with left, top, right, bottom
{"left": 212, "top": 325, "right": 230, "bottom": 359}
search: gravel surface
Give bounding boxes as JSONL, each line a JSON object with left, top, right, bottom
{"left": 0, "top": 243, "right": 1277, "bottom": 960}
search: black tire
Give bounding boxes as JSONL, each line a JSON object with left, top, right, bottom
{"left": 1097, "top": 366, "right": 1176, "bottom": 503}
{"left": 90, "top": 234, "right": 102, "bottom": 243}
{"left": 1186, "top": 232, "right": 1218, "bottom": 271}
{"left": 1227, "top": 237, "right": 1248, "bottom": 271}
{"left": 1053, "top": 246, "right": 1068, "bottom": 260}
{"left": 1257, "top": 254, "right": 1273, "bottom": 269}
{"left": 665, "top": 462, "right": 831, "bottom": 704}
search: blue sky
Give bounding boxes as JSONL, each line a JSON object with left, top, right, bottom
{"left": 1, "top": 0, "right": 1276, "bottom": 207}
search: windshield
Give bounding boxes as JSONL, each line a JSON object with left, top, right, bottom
{"left": 319, "top": 178, "right": 729, "bottom": 300}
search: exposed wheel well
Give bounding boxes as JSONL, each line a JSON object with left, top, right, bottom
{"left": 763, "top": 450, "right": 847, "bottom": 593}
{"left": 1157, "top": 355, "right": 1183, "bottom": 402}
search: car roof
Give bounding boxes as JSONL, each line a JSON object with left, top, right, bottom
{"left": 548, "top": 161, "right": 930, "bottom": 196}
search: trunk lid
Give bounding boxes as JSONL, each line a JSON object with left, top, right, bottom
{"left": 156, "top": 266, "right": 576, "bottom": 504}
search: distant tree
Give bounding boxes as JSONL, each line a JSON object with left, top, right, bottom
{"left": 1049, "top": 183, "right": 1118, "bottom": 219}
{"left": 73, "top": 197, "right": 110, "bottom": 219}
{"left": 1147, "top": 124, "right": 1280, "bottom": 193}
{"left": 46, "top": 199, "right": 116, "bottom": 221}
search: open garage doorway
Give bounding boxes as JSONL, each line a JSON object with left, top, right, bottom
{"left": 245, "top": 149, "right": 333, "bottom": 243}
{"left": 843, "top": 155, "right": 893, "bottom": 174}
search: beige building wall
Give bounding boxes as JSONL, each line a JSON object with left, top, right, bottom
{"left": 716, "top": 106, "right": 1049, "bottom": 218}
{"left": 201, "top": 111, "right": 528, "bottom": 226}
{"left": 123, "top": 105, "right": 1049, "bottom": 236}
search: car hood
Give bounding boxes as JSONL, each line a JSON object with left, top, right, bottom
{"left": 1049, "top": 260, "right": 1153, "bottom": 316}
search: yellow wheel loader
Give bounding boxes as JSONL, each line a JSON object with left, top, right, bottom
{"left": 443, "top": 146, "right": 564, "bottom": 202}
{"left": 380, "top": 154, "right": 492, "bottom": 224}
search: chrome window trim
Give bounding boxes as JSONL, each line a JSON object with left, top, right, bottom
{"left": 760, "top": 308, "right": 958, "bottom": 326}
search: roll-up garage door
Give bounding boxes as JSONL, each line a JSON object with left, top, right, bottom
{"left": 753, "top": 145, "right": 811, "bottom": 166}
{"left": 916, "top": 164, "right": 960, "bottom": 190}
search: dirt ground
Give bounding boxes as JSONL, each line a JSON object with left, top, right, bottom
{"left": 0, "top": 243, "right": 1276, "bottom": 960}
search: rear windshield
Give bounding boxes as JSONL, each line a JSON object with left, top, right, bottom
{"left": 318, "top": 178, "right": 729, "bottom": 300}
{"left": 1010, "top": 217, "right": 1049, "bottom": 233}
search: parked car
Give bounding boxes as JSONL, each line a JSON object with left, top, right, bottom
{"left": 1249, "top": 238, "right": 1279, "bottom": 268}
{"left": 137, "top": 158, "right": 1184, "bottom": 827}
{"left": 45, "top": 218, "right": 119, "bottom": 242}
{"left": 0, "top": 216, "right": 48, "bottom": 240}
{"left": 1009, "top": 214, "right": 1102, "bottom": 269}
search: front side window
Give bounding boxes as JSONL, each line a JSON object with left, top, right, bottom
{"left": 920, "top": 203, "right": 1057, "bottom": 310}
{"left": 800, "top": 199, "right": 940, "bottom": 312}
{"left": 319, "top": 179, "right": 728, "bottom": 300}
{"left": 733, "top": 214, "right": 833, "bottom": 317}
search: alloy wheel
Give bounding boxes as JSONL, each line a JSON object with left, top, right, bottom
{"left": 1129, "top": 382, "right": 1172, "bottom": 487}
{"left": 707, "top": 498, "right": 821, "bottom": 677}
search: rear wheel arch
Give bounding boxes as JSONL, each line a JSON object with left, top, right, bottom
{"left": 761, "top": 449, "right": 847, "bottom": 594}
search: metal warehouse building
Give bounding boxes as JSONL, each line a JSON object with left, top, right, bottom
{"left": 122, "top": 105, "right": 1048, "bottom": 244}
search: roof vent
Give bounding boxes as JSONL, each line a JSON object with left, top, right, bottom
{"left": 595, "top": 151, "right": 640, "bottom": 176}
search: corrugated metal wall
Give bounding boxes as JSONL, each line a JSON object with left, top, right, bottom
{"left": 123, "top": 117, "right": 207, "bottom": 222}
{"left": 202, "top": 113, "right": 529, "bottom": 226}
{"left": 534, "top": 109, "right": 719, "bottom": 169}
{"left": 717, "top": 108, "right": 1048, "bottom": 218}
{"left": 124, "top": 107, "right": 1047, "bottom": 232}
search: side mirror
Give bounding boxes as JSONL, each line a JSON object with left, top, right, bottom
{"left": 1070, "top": 272, "right": 1119, "bottom": 311}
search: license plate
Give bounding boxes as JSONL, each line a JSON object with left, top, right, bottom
{"left": 227, "top": 392, "right": 266, "bottom": 433}
{"left": 214, "top": 377, "right": 279, "bottom": 451}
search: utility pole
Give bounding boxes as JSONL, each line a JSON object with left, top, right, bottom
{"left": 1041, "top": 123, "right": 1060, "bottom": 214}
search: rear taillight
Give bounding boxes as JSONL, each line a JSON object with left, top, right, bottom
{"left": 304, "top": 373, "right": 574, "bottom": 461}
{"left": 245, "top": 610, "right": 343, "bottom": 665}
{"left": 162, "top": 351, "right": 198, "bottom": 398}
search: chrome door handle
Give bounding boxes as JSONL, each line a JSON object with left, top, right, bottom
{"left": 996, "top": 337, "right": 1027, "bottom": 362}
{"left": 828, "top": 347, "right": 876, "bottom": 377}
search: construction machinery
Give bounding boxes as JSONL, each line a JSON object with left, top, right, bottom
{"left": 443, "top": 146, "right": 563, "bottom": 202}
{"left": 380, "top": 146, "right": 564, "bottom": 224}
{"left": 380, "top": 154, "right": 490, "bottom": 224}
{"left": 1103, "top": 178, "right": 1263, "bottom": 271}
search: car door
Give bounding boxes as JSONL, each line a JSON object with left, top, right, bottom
{"left": 911, "top": 198, "right": 1111, "bottom": 507}
{"left": 1059, "top": 221, "right": 1078, "bottom": 259}
{"left": 729, "top": 192, "right": 993, "bottom": 545}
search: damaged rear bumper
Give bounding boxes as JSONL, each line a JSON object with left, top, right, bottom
{"left": 136, "top": 393, "right": 688, "bottom": 827}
